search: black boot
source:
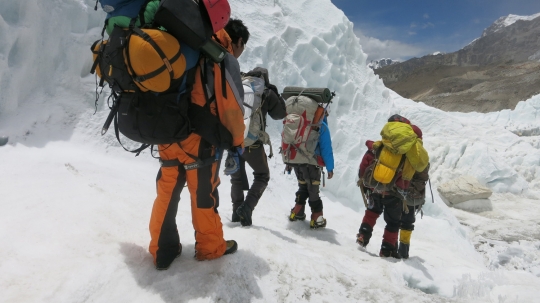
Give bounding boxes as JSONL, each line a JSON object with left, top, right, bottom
{"left": 379, "top": 241, "right": 401, "bottom": 259}
{"left": 356, "top": 223, "right": 373, "bottom": 247}
{"left": 398, "top": 242, "right": 410, "bottom": 259}
{"left": 232, "top": 203, "right": 242, "bottom": 222}
{"left": 236, "top": 203, "right": 253, "bottom": 226}
{"left": 155, "top": 244, "right": 182, "bottom": 270}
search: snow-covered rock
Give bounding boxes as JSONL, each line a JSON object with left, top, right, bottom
{"left": 438, "top": 175, "right": 493, "bottom": 206}
{"left": 482, "top": 12, "right": 540, "bottom": 37}
{"left": 452, "top": 198, "right": 493, "bottom": 213}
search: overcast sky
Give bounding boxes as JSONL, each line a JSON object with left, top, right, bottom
{"left": 331, "top": 0, "right": 540, "bottom": 62}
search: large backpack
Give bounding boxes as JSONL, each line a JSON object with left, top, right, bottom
{"left": 362, "top": 122, "right": 429, "bottom": 195}
{"left": 90, "top": 0, "right": 233, "bottom": 154}
{"left": 281, "top": 88, "right": 331, "bottom": 166}
{"left": 242, "top": 76, "right": 267, "bottom": 145}
{"left": 362, "top": 144, "right": 407, "bottom": 194}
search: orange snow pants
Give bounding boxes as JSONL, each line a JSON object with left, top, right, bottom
{"left": 149, "top": 134, "right": 226, "bottom": 264}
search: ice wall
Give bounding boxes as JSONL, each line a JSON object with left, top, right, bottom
{"left": 0, "top": 0, "right": 538, "bottom": 206}
{"left": 229, "top": 0, "right": 397, "bottom": 207}
{"left": 0, "top": 0, "right": 107, "bottom": 110}
{"left": 0, "top": 0, "right": 105, "bottom": 143}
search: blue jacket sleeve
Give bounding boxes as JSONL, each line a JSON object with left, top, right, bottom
{"left": 317, "top": 118, "right": 334, "bottom": 172}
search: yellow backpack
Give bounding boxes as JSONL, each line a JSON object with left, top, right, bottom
{"left": 362, "top": 122, "right": 429, "bottom": 194}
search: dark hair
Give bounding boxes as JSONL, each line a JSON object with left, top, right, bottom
{"left": 224, "top": 18, "right": 250, "bottom": 45}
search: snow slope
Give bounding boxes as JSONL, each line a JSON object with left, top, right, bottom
{"left": 1, "top": 0, "right": 540, "bottom": 302}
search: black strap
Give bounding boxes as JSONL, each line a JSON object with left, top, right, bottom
{"left": 199, "top": 58, "right": 213, "bottom": 109}
{"left": 220, "top": 60, "right": 227, "bottom": 98}
{"left": 159, "top": 158, "right": 181, "bottom": 167}
{"left": 89, "top": 40, "right": 101, "bottom": 75}
{"left": 167, "top": 142, "right": 217, "bottom": 171}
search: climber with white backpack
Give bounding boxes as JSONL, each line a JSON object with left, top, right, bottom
{"left": 228, "top": 67, "right": 287, "bottom": 226}
{"left": 282, "top": 87, "right": 336, "bottom": 229}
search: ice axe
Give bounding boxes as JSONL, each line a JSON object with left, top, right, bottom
{"left": 357, "top": 179, "right": 369, "bottom": 209}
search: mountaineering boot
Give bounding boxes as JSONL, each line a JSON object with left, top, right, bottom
{"left": 310, "top": 212, "right": 326, "bottom": 229}
{"left": 236, "top": 203, "right": 253, "bottom": 226}
{"left": 155, "top": 244, "right": 182, "bottom": 270}
{"left": 398, "top": 242, "right": 410, "bottom": 259}
{"left": 356, "top": 223, "right": 373, "bottom": 247}
{"left": 224, "top": 240, "right": 238, "bottom": 255}
{"left": 232, "top": 203, "right": 242, "bottom": 222}
{"left": 289, "top": 204, "right": 306, "bottom": 221}
{"left": 232, "top": 211, "right": 241, "bottom": 222}
{"left": 379, "top": 241, "right": 401, "bottom": 259}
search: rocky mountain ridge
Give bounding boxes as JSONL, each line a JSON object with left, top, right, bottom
{"left": 374, "top": 14, "right": 540, "bottom": 113}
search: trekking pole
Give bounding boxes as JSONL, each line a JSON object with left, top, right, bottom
{"left": 358, "top": 181, "right": 369, "bottom": 209}
{"left": 322, "top": 170, "right": 326, "bottom": 187}
{"left": 428, "top": 178, "right": 434, "bottom": 203}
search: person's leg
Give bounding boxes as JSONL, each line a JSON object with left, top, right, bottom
{"left": 290, "top": 166, "right": 308, "bottom": 221}
{"left": 357, "top": 193, "right": 383, "bottom": 247}
{"left": 149, "top": 145, "right": 186, "bottom": 270}
{"left": 242, "top": 144, "right": 270, "bottom": 210}
{"left": 230, "top": 156, "right": 246, "bottom": 222}
{"left": 379, "top": 195, "right": 403, "bottom": 258}
{"left": 300, "top": 165, "right": 325, "bottom": 228}
{"left": 399, "top": 205, "right": 417, "bottom": 258}
{"left": 236, "top": 144, "right": 270, "bottom": 226}
{"left": 178, "top": 135, "right": 230, "bottom": 260}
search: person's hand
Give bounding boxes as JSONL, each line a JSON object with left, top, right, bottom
{"left": 327, "top": 171, "right": 334, "bottom": 179}
{"left": 235, "top": 146, "right": 244, "bottom": 155}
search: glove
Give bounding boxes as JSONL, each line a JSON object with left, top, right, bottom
{"left": 215, "top": 147, "right": 223, "bottom": 161}
{"left": 284, "top": 164, "right": 292, "bottom": 175}
{"left": 223, "top": 146, "right": 243, "bottom": 176}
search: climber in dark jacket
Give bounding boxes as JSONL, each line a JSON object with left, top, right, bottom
{"left": 231, "top": 67, "right": 287, "bottom": 227}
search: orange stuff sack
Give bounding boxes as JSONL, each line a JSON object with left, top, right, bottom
{"left": 125, "top": 28, "right": 187, "bottom": 92}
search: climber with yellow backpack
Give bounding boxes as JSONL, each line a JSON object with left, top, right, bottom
{"left": 90, "top": 0, "right": 245, "bottom": 270}
{"left": 355, "top": 115, "right": 429, "bottom": 258}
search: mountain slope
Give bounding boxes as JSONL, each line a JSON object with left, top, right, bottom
{"left": 375, "top": 14, "right": 540, "bottom": 113}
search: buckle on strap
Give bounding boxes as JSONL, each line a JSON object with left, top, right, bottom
{"left": 184, "top": 157, "right": 217, "bottom": 171}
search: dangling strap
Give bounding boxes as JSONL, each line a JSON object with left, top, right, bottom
{"left": 428, "top": 178, "right": 434, "bottom": 203}
{"left": 402, "top": 200, "right": 409, "bottom": 214}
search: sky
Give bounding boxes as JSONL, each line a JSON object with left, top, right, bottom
{"left": 331, "top": 0, "right": 540, "bottom": 62}
{"left": 1, "top": 0, "right": 540, "bottom": 302}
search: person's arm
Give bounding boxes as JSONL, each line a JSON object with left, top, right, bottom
{"left": 319, "top": 120, "right": 334, "bottom": 176}
{"left": 359, "top": 140, "right": 375, "bottom": 178}
{"left": 264, "top": 88, "right": 287, "bottom": 120}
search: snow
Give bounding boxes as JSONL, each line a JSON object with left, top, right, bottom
{"left": 1, "top": 0, "right": 540, "bottom": 302}
{"left": 482, "top": 12, "right": 540, "bottom": 37}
